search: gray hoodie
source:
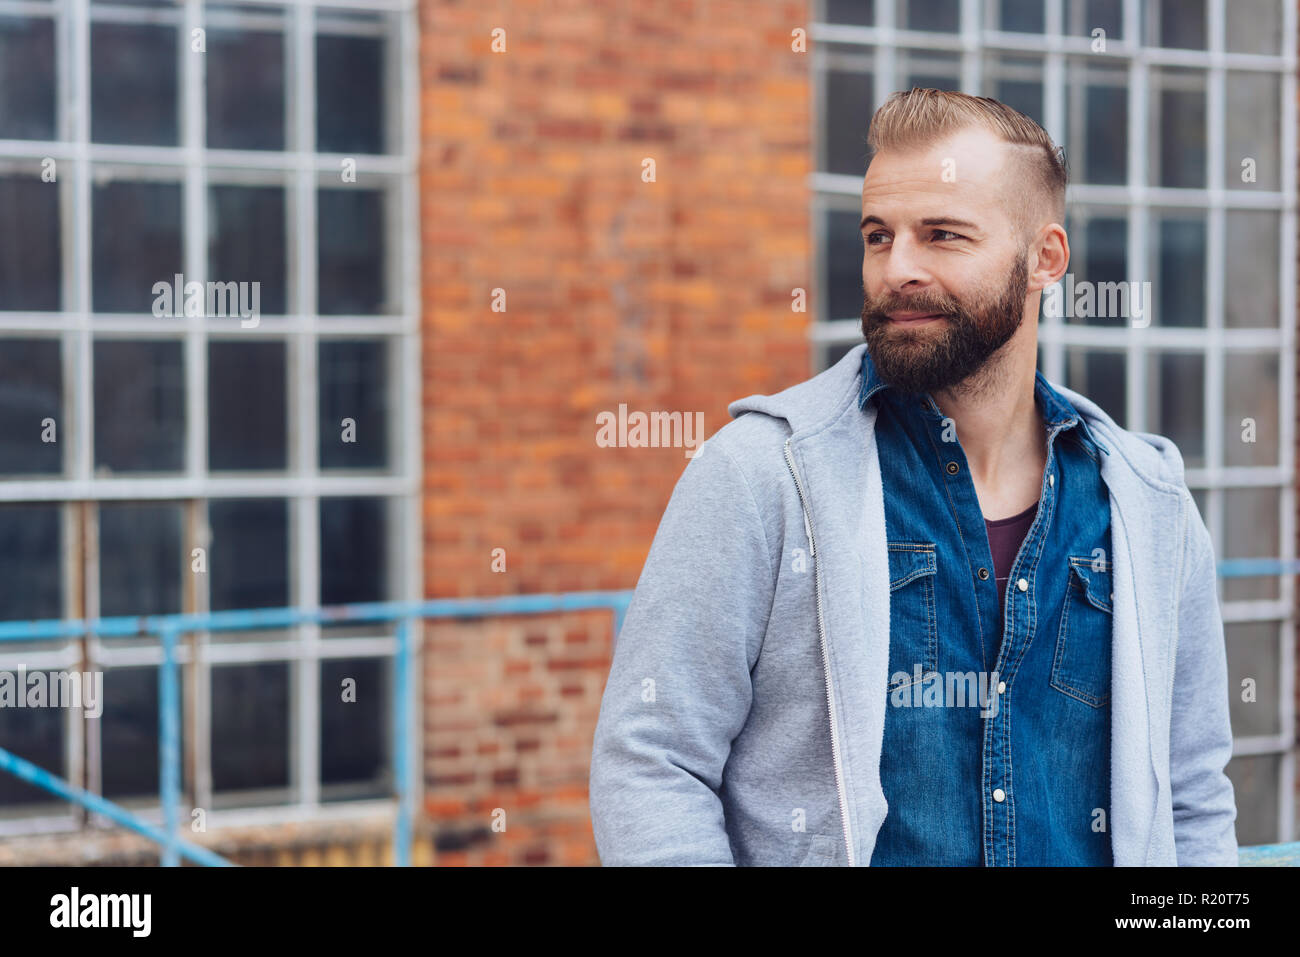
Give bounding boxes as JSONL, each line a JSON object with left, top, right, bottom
{"left": 589, "top": 343, "right": 1238, "bottom": 866}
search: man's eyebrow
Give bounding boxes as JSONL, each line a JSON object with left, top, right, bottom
{"left": 858, "top": 214, "right": 982, "bottom": 232}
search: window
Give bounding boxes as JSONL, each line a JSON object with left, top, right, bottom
{"left": 0, "top": 0, "right": 419, "bottom": 832}
{"left": 813, "top": 0, "right": 1296, "bottom": 844}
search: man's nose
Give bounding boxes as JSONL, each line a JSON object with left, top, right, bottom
{"left": 870, "top": 234, "right": 932, "bottom": 293}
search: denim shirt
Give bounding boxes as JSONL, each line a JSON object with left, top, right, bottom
{"left": 860, "top": 350, "right": 1116, "bottom": 866}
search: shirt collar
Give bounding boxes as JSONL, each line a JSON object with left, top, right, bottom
{"left": 857, "top": 347, "right": 1109, "bottom": 456}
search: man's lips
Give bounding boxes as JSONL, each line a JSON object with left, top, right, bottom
{"left": 885, "top": 312, "right": 945, "bottom": 324}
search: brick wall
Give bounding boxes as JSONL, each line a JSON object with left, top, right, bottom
{"left": 422, "top": 0, "right": 813, "bottom": 864}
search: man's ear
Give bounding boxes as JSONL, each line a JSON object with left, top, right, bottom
{"left": 1026, "top": 221, "right": 1069, "bottom": 293}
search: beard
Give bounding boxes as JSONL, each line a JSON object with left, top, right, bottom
{"left": 860, "top": 249, "right": 1030, "bottom": 396}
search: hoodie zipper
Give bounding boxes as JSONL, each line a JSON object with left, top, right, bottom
{"left": 784, "top": 437, "right": 856, "bottom": 866}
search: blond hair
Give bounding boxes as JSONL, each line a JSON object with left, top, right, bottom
{"left": 865, "top": 88, "right": 1067, "bottom": 240}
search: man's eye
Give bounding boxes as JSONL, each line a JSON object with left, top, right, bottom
{"left": 864, "top": 232, "right": 889, "bottom": 245}
{"left": 932, "top": 229, "right": 962, "bottom": 241}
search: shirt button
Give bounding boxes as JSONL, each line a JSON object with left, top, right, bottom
{"left": 977, "top": 567, "right": 990, "bottom": 580}
{"left": 997, "top": 681, "right": 1006, "bottom": 694}
{"left": 1016, "top": 578, "right": 1028, "bottom": 592}
{"left": 946, "top": 461, "right": 959, "bottom": 475}
{"left": 1048, "top": 473, "right": 1054, "bottom": 487}
{"left": 993, "top": 788, "right": 1006, "bottom": 802}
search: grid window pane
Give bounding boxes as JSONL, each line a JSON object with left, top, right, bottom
{"left": 898, "top": 50, "right": 960, "bottom": 91}
{"left": 0, "top": 174, "right": 61, "bottom": 311}
{"left": 93, "top": 340, "right": 185, "bottom": 473}
{"left": 824, "top": 0, "right": 874, "bottom": 26}
{"left": 1064, "top": 59, "right": 1127, "bottom": 185}
{"left": 823, "top": 207, "right": 863, "bottom": 324}
{"left": 824, "top": 61, "right": 874, "bottom": 176}
{"left": 1065, "top": 211, "right": 1128, "bottom": 326}
{"left": 1065, "top": 0, "right": 1123, "bottom": 41}
{"left": 211, "top": 662, "right": 289, "bottom": 793}
{"left": 1222, "top": 486, "right": 1280, "bottom": 601}
{"left": 1223, "top": 352, "right": 1280, "bottom": 469}
{"left": 321, "top": 496, "right": 386, "bottom": 605}
{"left": 319, "top": 340, "right": 390, "bottom": 470}
{"left": 209, "top": 499, "right": 289, "bottom": 610}
{"left": 900, "top": 0, "right": 959, "bottom": 32}
{"left": 320, "top": 657, "right": 388, "bottom": 793}
{"left": 1152, "top": 212, "right": 1206, "bottom": 327}
{"left": 0, "top": 338, "right": 62, "bottom": 475}
{"left": 93, "top": 181, "right": 183, "bottom": 313}
{"left": 1148, "top": 0, "right": 1206, "bottom": 50}
{"left": 983, "top": 54, "right": 1043, "bottom": 127}
{"left": 208, "top": 184, "right": 288, "bottom": 315}
{"left": 1225, "top": 72, "right": 1280, "bottom": 192}
{"left": 206, "top": 28, "right": 285, "bottom": 151}
{"left": 1225, "top": 754, "right": 1280, "bottom": 846}
{"left": 1225, "top": 621, "right": 1281, "bottom": 738}
{"left": 208, "top": 340, "right": 287, "bottom": 471}
{"left": 318, "top": 188, "right": 387, "bottom": 314}
{"left": 1150, "top": 68, "right": 1206, "bottom": 189}
{"left": 316, "top": 33, "right": 385, "bottom": 154}
{"left": 0, "top": 503, "right": 61, "bottom": 620}
{"left": 1225, "top": 211, "right": 1280, "bottom": 328}
{"left": 1144, "top": 351, "right": 1203, "bottom": 468}
{"left": 100, "top": 666, "right": 175, "bottom": 799}
{"left": 0, "top": 16, "right": 56, "bottom": 141}
{"left": 0, "top": 678, "right": 64, "bottom": 809}
{"left": 1225, "top": 0, "right": 1282, "bottom": 55}
{"left": 994, "top": 0, "right": 1044, "bottom": 33}
{"left": 90, "top": 23, "right": 178, "bottom": 146}
{"left": 99, "top": 502, "right": 183, "bottom": 617}
{"left": 1062, "top": 350, "right": 1126, "bottom": 429}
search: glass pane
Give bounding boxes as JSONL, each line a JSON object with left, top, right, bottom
{"left": 206, "top": 28, "right": 285, "bottom": 151}
{"left": 1064, "top": 58, "right": 1127, "bottom": 185}
{"left": 898, "top": 50, "right": 960, "bottom": 91}
{"left": 900, "top": 0, "right": 959, "bottom": 32}
{"left": 1226, "top": 0, "right": 1282, "bottom": 55}
{"left": 1224, "top": 72, "right": 1280, "bottom": 192}
{"left": 1225, "top": 211, "right": 1280, "bottom": 328}
{"left": 209, "top": 499, "right": 288, "bottom": 610}
{"left": 1222, "top": 486, "right": 1279, "bottom": 601}
{"left": 1144, "top": 351, "right": 1203, "bottom": 467}
{"left": 1149, "top": 68, "right": 1205, "bottom": 189}
{"left": 99, "top": 502, "right": 183, "bottom": 617}
{"left": 824, "top": 0, "right": 874, "bottom": 26}
{"left": 0, "top": 502, "right": 61, "bottom": 619}
{"left": 93, "top": 340, "right": 185, "bottom": 473}
{"left": 208, "top": 340, "right": 287, "bottom": 471}
{"left": 824, "top": 207, "right": 862, "bottom": 324}
{"left": 320, "top": 657, "right": 389, "bottom": 794}
{"left": 208, "top": 184, "right": 287, "bottom": 315}
{"left": 824, "top": 62, "right": 874, "bottom": 176}
{"left": 318, "top": 188, "right": 387, "bottom": 314}
{"left": 90, "top": 23, "right": 178, "bottom": 146}
{"left": 100, "top": 666, "right": 175, "bottom": 799}
{"left": 994, "top": 0, "right": 1044, "bottom": 32}
{"left": 1225, "top": 621, "right": 1281, "bottom": 738}
{"left": 0, "top": 677, "right": 64, "bottom": 809}
{"left": 0, "top": 15, "right": 56, "bottom": 140}
{"left": 1148, "top": 0, "right": 1206, "bottom": 49}
{"left": 1064, "top": 211, "right": 1128, "bottom": 326}
{"left": 211, "top": 662, "right": 289, "bottom": 793}
{"left": 321, "top": 497, "right": 386, "bottom": 605}
{"left": 0, "top": 338, "right": 62, "bottom": 475}
{"left": 1062, "top": 350, "right": 1126, "bottom": 429}
{"left": 1065, "top": 0, "right": 1123, "bottom": 42}
{"left": 93, "top": 181, "right": 183, "bottom": 313}
{"left": 319, "top": 340, "right": 390, "bottom": 469}
{"left": 1223, "top": 352, "right": 1279, "bottom": 469}
{"left": 1151, "top": 212, "right": 1205, "bottom": 327}
{"left": 316, "top": 32, "right": 385, "bottom": 154}
{"left": 823, "top": 340, "right": 856, "bottom": 371}
{"left": 1225, "top": 754, "right": 1280, "bottom": 846}
{"left": 983, "top": 54, "right": 1043, "bottom": 127}
{"left": 0, "top": 174, "right": 61, "bottom": 310}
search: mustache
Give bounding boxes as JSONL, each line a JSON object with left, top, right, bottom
{"left": 862, "top": 295, "right": 961, "bottom": 322}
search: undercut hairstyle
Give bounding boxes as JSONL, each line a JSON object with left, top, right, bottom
{"left": 865, "top": 88, "right": 1068, "bottom": 246}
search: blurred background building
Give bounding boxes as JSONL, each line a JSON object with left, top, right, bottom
{"left": 0, "top": 0, "right": 1295, "bottom": 864}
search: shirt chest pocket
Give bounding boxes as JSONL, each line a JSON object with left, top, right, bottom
{"left": 886, "top": 542, "right": 939, "bottom": 692}
{"left": 1050, "top": 557, "right": 1113, "bottom": 708}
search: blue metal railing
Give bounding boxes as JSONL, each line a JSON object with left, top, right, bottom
{"left": 0, "top": 580, "right": 1297, "bottom": 865}
{"left": 0, "top": 592, "right": 633, "bottom": 866}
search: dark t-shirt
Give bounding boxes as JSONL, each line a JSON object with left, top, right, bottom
{"left": 984, "top": 500, "right": 1039, "bottom": 617}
